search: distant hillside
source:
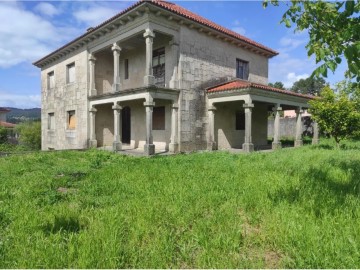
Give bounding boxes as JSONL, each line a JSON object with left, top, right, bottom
{"left": 6, "top": 107, "right": 41, "bottom": 124}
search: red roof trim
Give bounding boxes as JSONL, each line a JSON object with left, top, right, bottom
{"left": 33, "top": 0, "right": 277, "bottom": 67}
{"left": 207, "top": 79, "right": 314, "bottom": 99}
{"left": 0, "top": 121, "right": 16, "bottom": 128}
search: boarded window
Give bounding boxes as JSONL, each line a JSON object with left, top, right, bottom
{"left": 48, "top": 113, "right": 55, "bottom": 130}
{"left": 153, "top": 106, "right": 165, "bottom": 130}
{"left": 47, "top": 71, "right": 55, "bottom": 89}
{"left": 235, "top": 111, "right": 245, "bottom": 130}
{"left": 124, "top": 59, "right": 129, "bottom": 80}
{"left": 67, "top": 62, "right": 76, "bottom": 83}
{"left": 68, "top": 110, "right": 76, "bottom": 130}
{"left": 236, "top": 59, "right": 249, "bottom": 80}
{"left": 152, "top": 47, "right": 165, "bottom": 87}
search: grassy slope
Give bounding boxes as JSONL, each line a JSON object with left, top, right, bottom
{"left": 0, "top": 140, "right": 359, "bottom": 268}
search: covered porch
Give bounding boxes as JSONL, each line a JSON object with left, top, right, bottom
{"left": 206, "top": 80, "right": 319, "bottom": 152}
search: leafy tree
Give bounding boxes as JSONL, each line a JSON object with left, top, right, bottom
{"left": 268, "top": 81, "right": 285, "bottom": 90}
{"left": 309, "top": 84, "right": 360, "bottom": 147}
{"left": 291, "top": 76, "right": 327, "bottom": 96}
{"left": 16, "top": 121, "right": 41, "bottom": 150}
{"left": 263, "top": 0, "right": 360, "bottom": 83}
{"left": 0, "top": 127, "right": 8, "bottom": 144}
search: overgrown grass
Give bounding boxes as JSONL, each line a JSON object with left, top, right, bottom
{"left": 0, "top": 139, "right": 359, "bottom": 268}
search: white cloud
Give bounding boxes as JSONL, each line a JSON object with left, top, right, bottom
{"left": 283, "top": 72, "right": 309, "bottom": 88}
{"left": 231, "top": 26, "right": 246, "bottom": 35}
{"left": 0, "top": 92, "right": 41, "bottom": 108}
{"left": 279, "top": 37, "right": 306, "bottom": 50}
{"left": 0, "top": 2, "right": 81, "bottom": 68}
{"left": 73, "top": 6, "right": 120, "bottom": 27}
{"left": 34, "top": 2, "right": 60, "bottom": 17}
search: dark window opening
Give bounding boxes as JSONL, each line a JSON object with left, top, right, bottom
{"left": 124, "top": 59, "right": 129, "bottom": 80}
{"left": 122, "top": 106, "right": 131, "bottom": 144}
{"left": 153, "top": 47, "right": 165, "bottom": 87}
{"left": 153, "top": 106, "right": 165, "bottom": 130}
{"left": 235, "top": 111, "right": 245, "bottom": 130}
{"left": 236, "top": 59, "right": 249, "bottom": 80}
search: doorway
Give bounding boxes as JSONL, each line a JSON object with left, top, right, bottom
{"left": 122, "top": 106, "right": 131, "bottom": 144}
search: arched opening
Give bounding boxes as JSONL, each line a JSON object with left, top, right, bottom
{"left": 122, "top": 106, "right": 131, "bottom": 144}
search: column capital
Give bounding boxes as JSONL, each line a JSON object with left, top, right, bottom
{"left": 296, "top": 108, "right": 304, "bottom": 114}
{"left": 88, "top": 54, "right": 96, "bottom": 62}
{"left": 208, "top": 105, "right": 216, "bottom": 111}
{"left": 143, "top": 28, "right": 155, "bottom": 39}
{"left": 169, "top": 39, "right": 179, "bottom": 47}
{"left": 111, "top": 42, "right": 121, "bottom": 52}
{"left": 243, "top": 103, "right": 254, "bottom": 109}
{"left": 112, "top": 104, "right": 123, "bottom": 110}
{"left": 89, "top": 107, "right": 97, "bottom": 113}
{"left": 171, "top": 104, "right": 179, "bottom": 110}
{"left": 143, "top": 101, "right": 155, "bottom": 107}
{"left": 272, "top": 106, "right": 282, "bottom": 112}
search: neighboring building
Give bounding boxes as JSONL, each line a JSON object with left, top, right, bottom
{"left": 33, "top": 0, "right": 318, "bottom": 154}
{"left": 0, "top": 107, "right": 16, "bottom": 129}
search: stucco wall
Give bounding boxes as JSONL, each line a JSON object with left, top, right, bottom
{"left": 41, "top": 50, "right": 88, "bottom": 150}
{"left": 215, "top": 102, "right": 268, "bottom": 149}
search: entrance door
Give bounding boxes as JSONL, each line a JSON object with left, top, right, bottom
{"left": 122, "top": 106, "right": 131, "bottom": 144}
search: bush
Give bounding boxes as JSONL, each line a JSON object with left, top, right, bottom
{"left": 0, "top": 126, "right": 7, "bottom": 144}
{"left": 16, "top": 121, "right": 41, "bottom": 150}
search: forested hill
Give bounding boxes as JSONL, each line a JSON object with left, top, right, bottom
{"left": 5, "top": 107, "right": 41, "bottom": 123}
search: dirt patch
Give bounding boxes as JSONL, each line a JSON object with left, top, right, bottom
{"left": 264, "top": 249, "right": 284, "bottom": 268}
{"left": 57, "top": 187, "right": 78, "bottom": 194}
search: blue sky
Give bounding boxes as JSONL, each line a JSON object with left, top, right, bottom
{"left": 0, "top": 0, "right": 346, "bottom": 109}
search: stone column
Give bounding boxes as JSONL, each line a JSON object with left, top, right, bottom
{"left": 144, "top": 101, "right": 155, "bottom": 155}
{"left": 143, "top": 28, "right": 155, "bottom": 86}
{"left": 112, "top": 103, "right": 122, "bottom": 151}
{"left": 169, "top": 38, "right": 179, "bottom": 89}
{"left": 88, "top": 54, "right": 97, "bottom": 96}
{"left": 242, "top": 103, "right": 254, "bottom": 152}
{"left": 207, "top": 105, "right": 217, "bottom": 150}
{"left": 272, "top": 105, "right": 282, "bottom": 150}
{"left": 169, "top": 103, "right": 179, "bottom": 153}
{"left": 89, "top": 107, "right": 97, "bottom": 148}
{"left": 111, "top": 43, "right": 121, "bottom": 92}
{"left": 312, "top": 121, "right": 320, "bottom": 145}
{"left": 295, "top": 108, "right": 303, "bottom": 147}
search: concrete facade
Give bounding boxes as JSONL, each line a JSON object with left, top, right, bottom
{"left": 35, "top": 0, "right": 314, "bottom": 154}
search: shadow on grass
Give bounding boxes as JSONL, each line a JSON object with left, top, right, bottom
{"left": 42, "top": 214, "right": 88, "bottom": 235}
{"left": 269, "top": 159, "right": 360, "bottom": 216}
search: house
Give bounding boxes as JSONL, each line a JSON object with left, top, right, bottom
{"left": 33, "top": 0, "right": 319, "bottom": 155}
{"left": 0, "top": 107, "right": 16, "bottom": 129}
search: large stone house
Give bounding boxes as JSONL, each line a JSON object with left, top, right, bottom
{"left": 33, "top": 0, "right": 318, "bottom": 155}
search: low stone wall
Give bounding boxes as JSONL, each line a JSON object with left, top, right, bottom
{"left": 268, "top": 117, "right": 314, "bottom": 138}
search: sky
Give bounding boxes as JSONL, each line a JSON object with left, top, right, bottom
{"left": 0, "top": 0, "right": 347, "bottom": 109}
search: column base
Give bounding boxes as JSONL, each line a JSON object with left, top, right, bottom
{"left": 242, "top": 143, "right": 254, "bottom": 153}
{"left": 144, "top": 75, "right": 155, "bottom": 86}
{"left": 89, "top": 139, "right": 97, "bottom": 148}
{"left": 272, "top": 142, "right": 282, "bottom": 150}
{"left": 169, "top": 143, "right": 179, "bottom": 153}
{"left": 112, "top": 83, "right": 121, "bottom": 92}
{"left": 294, "top": 140, "right": 303, "bottom": 147}
{"left": 207, "top": 141, "right": 217, "bottom": 151}
{"left": 113, "top": 141, "right": 122, "bottom": 152}
{"left": 90, "top": 89, "right": 97, "bottom": 96}
{"left": 144, "top": 144, "right": 155, "bottom": 155}
{"left": 312, "top": 139, "right": 320, "bottom": 145}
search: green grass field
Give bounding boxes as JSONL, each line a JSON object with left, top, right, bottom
{"left": 1, "top": 139, "right": 360, "bottom": 268}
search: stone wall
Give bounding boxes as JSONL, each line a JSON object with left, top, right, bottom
{"left": 177, "top": 25, "right": 269, "bottom": 152}
{"left": 41, "top": 50, "right": 89, "bottom": 150}
{"left": 268, "top": 117, "right": 314, "bottom": 138}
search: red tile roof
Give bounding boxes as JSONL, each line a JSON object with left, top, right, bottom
{"left": 206, "top": 79, "right": 314, "bottom": 99}
{"left": 0, "top": 121, "right": 16, "bottom": 128}
{"left": 34, "top": 0, "right": 277, "bottom": 66}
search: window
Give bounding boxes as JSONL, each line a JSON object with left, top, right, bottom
{"left": 47, "top": 71, "right": 55, "bottom": 89}
{"left": 152, "top": 47, "right": 165, "bottom": 86}
{"left": 153, "top": 106, "right": 165, "bottom": 130}
{"left": 124, "top": 59, "right": 129, "bottom": 80}
{"left": 67, "top": 110, "right": 76, "bottom": 130}
{"left": 236, "top": 59, "right": 249, "bottom": 80}
{"left": 235, "top": 111, "right": 245, "bottom": 130}
{"left": 67, "top": 62, "right": 76, "bottom": 83}
{"left": 48, "top": 113, "right": 55, "bottom": 130}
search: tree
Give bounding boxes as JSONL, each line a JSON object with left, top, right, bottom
{"left": 16, "top": 121, "right": 41, "bottom": 150}
{"left": 309, "top": 84, "right": 360, "bottom": 147}
{"left": 263, "top": 0, "right": 360, "bottom": 83}
{"left": 268, "top": 81, "right": 286, "bottom": 89}
{"left": 291, "top": 76, "right": 326, "bottom": 96}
